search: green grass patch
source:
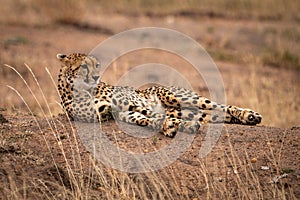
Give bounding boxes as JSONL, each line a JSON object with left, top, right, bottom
{"left": 281, "top": 168, "right": 294, "bottom": 174}
{"left": 281, "top": 28, "right": 300, "bottom": 42}
{"left": 4, "top": 36, "right": 30, "bottom": 48}
{"left": 262, "top": 49, "right": 300, "bottom": 70}
{"left": 208, "top": 50, "right": 237, "bottom": 63}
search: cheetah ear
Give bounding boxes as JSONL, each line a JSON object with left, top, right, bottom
{"left": 56, "top": 54, "right": 67, "bottom": 61}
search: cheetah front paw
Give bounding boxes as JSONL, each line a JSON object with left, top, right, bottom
{"left": 161, "top": 118, "right": 180, "bottom": 137}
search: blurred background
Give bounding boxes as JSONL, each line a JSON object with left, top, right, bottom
{"left": 0, "top": 0, "right": 299, "bottom": 127}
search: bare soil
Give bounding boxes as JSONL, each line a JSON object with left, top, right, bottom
{"left": 0, "top": 111, "right": 299, "bottom": 199}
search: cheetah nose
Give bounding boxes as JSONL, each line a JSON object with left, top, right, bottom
{"left": 92, "top": 76, "right": 100, "bottom": 82}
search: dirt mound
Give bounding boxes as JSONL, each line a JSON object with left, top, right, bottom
{"left": 0, "top": 112, "right": 299, "bottom": 199}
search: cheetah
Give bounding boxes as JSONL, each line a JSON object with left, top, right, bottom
{"left": 57, "top": 53, "right": 262, "bottom": 137}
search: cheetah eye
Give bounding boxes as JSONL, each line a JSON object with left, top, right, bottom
{"left": 96, "top": 63, "right": 100, "bottom": 68}
{"left": 81, "top": 64, "right": 88, "bottom": 69}
{"left": 248, "top": 114, "right": 255, "bottom": 121}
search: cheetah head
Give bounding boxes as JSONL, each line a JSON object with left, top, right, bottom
{"left": 57, "top": 53, "right": 100, "bottom": 91}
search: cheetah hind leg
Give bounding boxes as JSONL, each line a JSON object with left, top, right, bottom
{"left": 166, "top": 105, "right": 262, "bottom": 126}
{"left": 185, "top": 88, "right": 262, "bottom": 125}
{"left": 198, "top": 104, "right": 262, "bottom": 125}
{"left": 225, "top": 105, "right": 262, "bottom": 125}
{"left": 196, "top": 105, "right": 262, "bottom": 125}
{"left": 143, "top": 86, "right": 262, "bottom": 125}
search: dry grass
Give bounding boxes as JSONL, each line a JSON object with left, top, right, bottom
{"left": 1, "top": 0, "right": 300, "bottom": 24}
{"left": 0, "top": 0, "right": 84, "bottom": 26}
{"left": 89, "top": 0, "right": 300, "bottom": 21}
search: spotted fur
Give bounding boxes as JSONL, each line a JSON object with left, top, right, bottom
{"left": 57, "top": 53, "right": 262, "bottom": 137}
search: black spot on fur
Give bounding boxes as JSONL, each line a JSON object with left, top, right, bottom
{"left": 98, "top": 105, "right": 106, "bottom": 113}
{"left": 141, "top": 110, "right": 147, "bottom": 115}
{"left": 205, "top": 100, "right": 211, "bottom": 104}
{"left": 129, "top": 105, "right": 134, "bottom": 111}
